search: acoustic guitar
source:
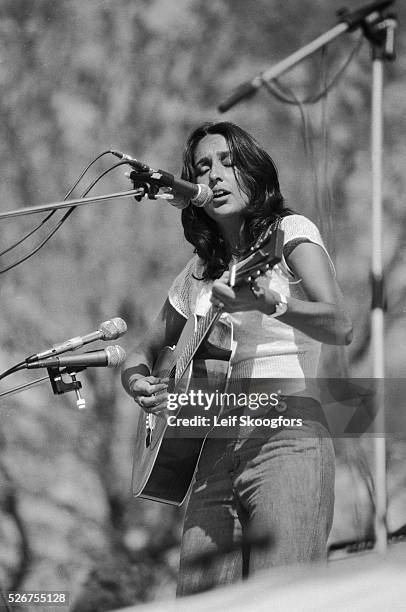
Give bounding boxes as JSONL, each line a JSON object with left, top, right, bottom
{"left": 132, "top": 222, "right": 284, "bottom": 505}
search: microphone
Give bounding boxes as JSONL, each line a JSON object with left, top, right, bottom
{"left": 111, "top": 150, "right": 213, "bottom": 209}
{"left": 26, "top": 317, "right": 127, "bottom": 363}
{"left": 26, "top": 345, "right": 126, "bottom": 370}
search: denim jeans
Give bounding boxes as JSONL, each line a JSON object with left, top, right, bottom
{"left": 176, "top": 397, "right": 335, "bottom": 597}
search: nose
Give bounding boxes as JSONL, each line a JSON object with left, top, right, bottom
{"left": 208, "top": 160, "right": 223, "bottom": 185}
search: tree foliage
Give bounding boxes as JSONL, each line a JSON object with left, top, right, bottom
{"left": 0, "top": 1, "right": 405, "bottom": 608}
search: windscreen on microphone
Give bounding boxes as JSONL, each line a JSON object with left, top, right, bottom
{"left": 104, "top": 344, "right": 127, "bottom": 368}
{"left": 100, "top": 317, "right": 127, "bottom": 340}
{"left": 188, "top": 184, "right": 213, "bottom": 208}
{"left": 104, "top": 345, "right": 127, "bottom": 367}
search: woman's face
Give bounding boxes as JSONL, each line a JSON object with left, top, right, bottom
{"left": 193, "top": 134, "right": 249, "bottom": 225}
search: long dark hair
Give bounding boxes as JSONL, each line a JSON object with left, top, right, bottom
{"left": 181, "top": 121, "right": 292, "bottom": 280}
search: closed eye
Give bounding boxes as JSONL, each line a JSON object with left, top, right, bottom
{"left": 195, "top": 164, "right": 209, "bottom": 177}
{"left": 220, "top": 153, "right": 233, "bottom": 167}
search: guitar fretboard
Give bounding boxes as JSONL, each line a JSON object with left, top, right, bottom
{"left": 172, "top": 223, "right": 282, "bottom": 385}
{"left": 175, "top": 305, "right": 221, "bottom": 384}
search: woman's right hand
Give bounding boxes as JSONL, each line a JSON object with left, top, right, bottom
{"left": 129, "top": 375, "right": 169, "bottom": 415}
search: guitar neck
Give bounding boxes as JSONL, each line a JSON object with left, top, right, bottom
{"left": 175, "top": 305, "right": 222, "bottom": 384}
{"left": 173, "top": 221, "right": 284, "bottom": 384}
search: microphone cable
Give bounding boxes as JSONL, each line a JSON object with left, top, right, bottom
{"left": 262, "top": 32, "right": 363, "bottom": 252}
{"left": 73, "top": 160, "right": 131, "bottom": 198}
{"left": 0, "top": 360, "right": 27, "bottom": 382}
{"left": 0, "top": 208, "right": 77, "bottom": 274}
{"left": 0, "top": 150, "right": 116, "bottom": 274}
{"left": 0, "top": 150, "right": 113, "bottom": 257}
{"left": 261, "top": 33, "right": 363, "bottom": 106}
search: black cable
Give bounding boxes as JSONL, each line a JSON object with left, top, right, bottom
{"left": 0, "top": 208, "right": 77, "bottom": 274}
{"left": 262, "top": 34, "right": 363, "bottom": 106}
{"left": 0, "top": 361, "right": 26, "bottom": 382}
{"left": 77, "top": 160, "right": 131, "bottom": 197}
{"left": 0, "top": 149, "right": 111, "bottom": 266}
{"left": 63, "top": 150, "right": 114, "bottom": 200}
{"left": 264, "top": 37, "right": 359, "bottom": 236}
{"left": 0, "top": 211, "right": 56, "bottom": 257}
{"left": 0, "top": 150, "right": 124, "bottom": 274}
{"left": 267, "top": 37, "right": 355, "bottom": 387}
{"left": 267, "top": 51, "right": 329, "bottom": 241}
{"left": 320, "top": 45, "right": 336, "bottom": 259}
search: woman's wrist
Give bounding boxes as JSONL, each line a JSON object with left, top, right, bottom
{"left": 121, "top": 363, "right": 152, "bottom": 395}
{"left": 259, "top": 289, "right": 288, "bottom": 317}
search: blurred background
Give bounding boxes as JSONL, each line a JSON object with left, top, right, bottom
{"left": 0, "top": 0, "right": 405, "bottom": 609}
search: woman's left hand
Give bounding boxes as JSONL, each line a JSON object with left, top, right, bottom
{"left": 210, "top": 271, "right": 278, "bottom": 314}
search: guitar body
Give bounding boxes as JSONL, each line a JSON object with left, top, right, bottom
{"left": 132, "top": 314, "right": 233, "bottom": 505}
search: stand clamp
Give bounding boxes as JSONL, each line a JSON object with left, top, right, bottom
{"left": 47, "top": 367, "right": 86, "bottom": 409}
{"left": 364, "top": 14, "right": 397, "bottom": 60}
{"left": 337, "top": 2, "right": 397, "bottom": 60}
{"left": 128, "top": 171, "right": 161, "bottom": 201}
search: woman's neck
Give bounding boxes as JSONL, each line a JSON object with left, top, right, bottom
{"left": 218, "top": 219, "right": 248, "bottom": 258}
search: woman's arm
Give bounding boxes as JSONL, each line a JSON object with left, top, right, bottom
{"left": 273, "top": 242, "right": 352, "bottom": 345}
{"left": 121, "top": 299, "right": 187, "bottom": 411}
{"left": 211, "top": 242, "right": 353, "bottom": 346}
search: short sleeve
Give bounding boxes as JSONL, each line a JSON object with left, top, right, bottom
{"left": 168, "top": 255, "right": 205, "bottom": 319}
{"left": 281, "top": 214, "right": 336, "bottom": 276}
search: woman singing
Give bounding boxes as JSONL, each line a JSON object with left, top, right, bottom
{"left": 121, "top": 121, "right": 352, "bottom": 596}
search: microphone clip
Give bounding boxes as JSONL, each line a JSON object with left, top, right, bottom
{"left": 128, "top": 170, "right": 161, "bottom": 201}
{"left": 47, "top": 367, "right": 86, "bottom": 409}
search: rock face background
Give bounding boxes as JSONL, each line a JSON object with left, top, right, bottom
{"left": 0, "top": 1, "right": 405, "bottom": 609}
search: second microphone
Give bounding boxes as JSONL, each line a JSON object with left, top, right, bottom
{"left": 26, "top": 346, "right": 126, "bottom": 370}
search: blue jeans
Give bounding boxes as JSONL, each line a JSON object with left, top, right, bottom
{"left": 177, "top": 397, "right": 335, "bottom": 596}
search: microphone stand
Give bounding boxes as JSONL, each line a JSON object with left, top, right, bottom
{"left": 0, "top": 183, "right": 177, "bottom": 220}
{"left": 0, "top": 188, "right": 147, "bottom": 220}
{"left": 219, "top": 0, "right": 398, "bottom": 555}
{"left": 0, "top": 368, "right": 86, "bottom": 409}
{"left": 0, "top": 376, "right": 49, "bottom": 399}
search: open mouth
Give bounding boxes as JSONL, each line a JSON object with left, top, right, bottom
{"left": 212, "top": 189, "right": 230, "bottom": 200}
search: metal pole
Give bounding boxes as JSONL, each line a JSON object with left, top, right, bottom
{"left": 218, "top": 2, "right": 395, "bottom": 113}
{"left": 0, "top": 189, "right": 144, "bottom": 220}
{"left": 260, "top": 23, "right": 348, "bottom": 83}
{"left": 0, "top": 376, "right": 49, "bottom": 400}
{"left": 218, "top": 23, "right": 349, "bottom": 112}
{"left": 371, "top": 56, "right": 387, "bottom": 554}
{"left": 217, "top": 0, "right": 397, "bottom": 557}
